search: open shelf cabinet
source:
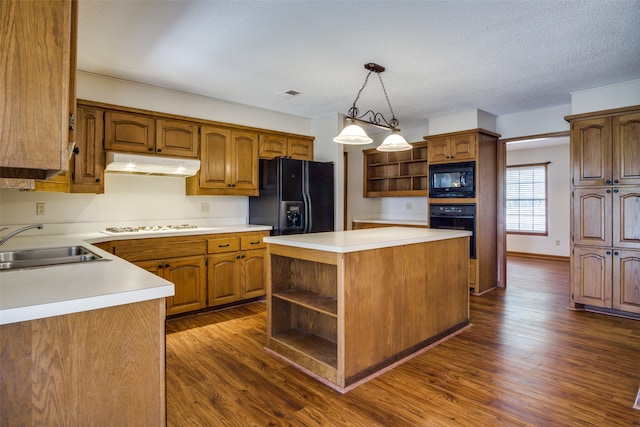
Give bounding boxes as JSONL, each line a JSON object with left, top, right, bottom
{"left": 267, "top": 248, "right": 341, "bottom": 382}
{"left": 363, "top": 141, "right": 428, "bottom": 197}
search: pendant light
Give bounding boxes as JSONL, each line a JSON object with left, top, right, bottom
{"left": 333, "top": 63, "right": 412, "bottom": 151}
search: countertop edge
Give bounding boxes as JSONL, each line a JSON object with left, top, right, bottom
{"left": 264, "top": 228, "right": 471, "bottom": 253}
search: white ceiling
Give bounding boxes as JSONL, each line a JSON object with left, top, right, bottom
{"left": 77, "top": 1, "right": 640, "bottom": 129}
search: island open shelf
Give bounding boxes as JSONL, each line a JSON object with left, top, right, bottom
{"left": 264, "top": 227, "right": 472, "bottom": 392}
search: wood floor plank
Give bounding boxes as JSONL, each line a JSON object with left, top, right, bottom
{"left": 166, "top": 257, "right": 640, "bottom": 426}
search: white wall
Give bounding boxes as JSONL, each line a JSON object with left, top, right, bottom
{"left": 497, "top": 104, "right": 571, "bottom": 139}
{"left": 505, "top": 144, "right": 570, "bottom": 257}
{"left": 571, "top": 79, "right": 640, "bottom": 114}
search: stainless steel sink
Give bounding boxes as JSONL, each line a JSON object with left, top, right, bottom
{"left": 0, "top": 245, "right": 110, "bottom": 271}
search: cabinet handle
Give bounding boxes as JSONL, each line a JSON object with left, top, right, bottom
{"left": 613, "top": 179, "right": 619, "bottom": 184}
{"left": 95, "top": 178, "right": 101, "bottom": 183}
{"left": 606, "top": 251, "right": 611, "bottom": 255}
{"left": 250, "top": 241, "right": 260, "bottom": 245}
{"left": 165, "top": 263, "right": 170, "bottom": 268}
{"left": 148, "top": 147, "right": 154, "bottom": 152}
{"left": 241, "top": 254, "right": 246, "bottom": 259}
{"left": 157, "top": 263, "right": 164, "bottom": 269}
{"left": 613, "top": 189, "right": 619, "bottom": 193}
{"left": 614, "top": 251, "right": 619, "bottom": 256}
{"left": 236, "top": 255, "right": 241, "bottom": 259}
{"left": 606, "top": 179, "right": 612, "bottom": 184}
{"left": 157, "top": 148, "right": 162, "bottom": 153}
{"left": 606, "top": 189, "right": 611, "bottom": 193}
{"left": 73, "top": 146, "right": 80, "bottom": 155}
{"left": 218, "top": 243, "right": 230, "bottom": 248}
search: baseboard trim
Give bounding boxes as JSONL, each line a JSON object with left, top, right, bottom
{"left": 507, "top": 251, "right": 569, "bottom": 262}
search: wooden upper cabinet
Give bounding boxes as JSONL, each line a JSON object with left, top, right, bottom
{"left": 287, "top": 138, "right": 313, "bottom": 160}
{"left": 187, "top": 126, "right": 258, "bottom": 196}
{"left": 571, "top": 110, "right": 640, "bottom": 187}
{"left": 196, "top": 126, "right": 230, "bottom": 190}
{"left": 259, "top": 134, "right": 287, "bottom": 159}
{"left": 572, "top": 187, "right": 612, "bottom": 247}
{"left": 259, "top": 134, "right": 314, "bottom": 160}
{"left": 155, "top": 119, "right": 199, "bottom": 158}
{"left": 0, "top": 0, "right": 77, "bottom": 179}
{"left": 71, "top": 105, "right": 104, "bottom": 193}
{"left": 612, "top": 111, "right": 640, "bottom": 186}
{"left": 571, "top": 118, "right": 612, "bottom": 187}
{"left": 232, "top": 131, "right": 260, "bottom": 191}
{"left": 426, "top": 133, "right": 476, "bottom": 163}
{"left": 105, "top": 111, "right": 156, "bottom": 153}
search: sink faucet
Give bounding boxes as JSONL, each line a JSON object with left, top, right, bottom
{"left": 0, "top": 224, "right": 44, "bottom": 247}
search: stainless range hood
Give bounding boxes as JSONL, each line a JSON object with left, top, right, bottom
{"left": 105, "top": 152, "right": 200, "bottom": 177}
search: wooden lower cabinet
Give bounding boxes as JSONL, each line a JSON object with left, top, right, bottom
{"left": 0, "top": 299, "right": 166, "bottom": 426}
{"left": 207, "top": 235, "right": 267, "bottom": 306}
{"left": 107, "top": 230, "right": 268, "bottom": 315}
{"left": 136, "top": 256, "right": 207, "bottom": 315}
{"left": 572, "top": 246, "right": 640, "bottom": 314}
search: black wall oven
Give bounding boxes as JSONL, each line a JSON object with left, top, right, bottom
{"left": 429, "top": 204, "right": 476, "bottom": 259}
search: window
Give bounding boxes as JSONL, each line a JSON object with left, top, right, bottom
{"left": 506, "top": 163, "right": 548, "bottom": 235}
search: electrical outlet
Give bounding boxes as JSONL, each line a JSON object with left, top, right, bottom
{"left": 406, "top": 202, "right": 413, "bottom": 210}
{"left": 555, "top": 240, "right": 560, "bottom": 246}
{"left": 200, "top": 202, "right": 210, "bottom": 213}
{"left": 36, "top": 202, "right": 46, "bottom": 216}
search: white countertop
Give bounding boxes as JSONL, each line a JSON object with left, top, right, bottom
{"left": 0, "top": 224, "right": 271, "bottom": 325}
{"left": 352, "top": 218, "right": 428, "bottom": 227}
{"left": 264, "top": 227, "right": 471, "bottom": 253}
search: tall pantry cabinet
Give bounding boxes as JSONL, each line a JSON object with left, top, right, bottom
{"left": 567, "top": 106, "right": 640, "bottom": 315}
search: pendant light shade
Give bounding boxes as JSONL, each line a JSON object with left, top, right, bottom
{"left": 334, "top": 63, "right": 411, "bottom": 151}
{"left": 376, "top": 132, "right": 412, "bottom": 152}
{"left": 333, "top": 124, "right": 373, "bottom": 145}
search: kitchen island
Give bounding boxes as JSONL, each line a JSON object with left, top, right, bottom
{"left": 264, "top": 227, "right": 471, "bottom": 392}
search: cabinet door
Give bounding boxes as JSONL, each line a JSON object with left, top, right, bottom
{"left": 134, "top": 260, "right": 164, "bottom": 276}
{"left": 199, "top": 126, "right": 232, "bottom": 189}
{"left": 572, "top": 246, "right": 612, "bottom": 308}
{"left": 0, "top": 0, "right": 75, "bottom": 175}
{"left": 259, "top": 134, "right": 287, "bottom": 159}
{"left": 612, "top": 112, "right": 640, "bottom": 186}
{"left": 427, "top": 138, "right": 450, "bottom": 163}
{"left": 571, "top": 118, "right": 612, "bottom": 187}
{"left": 231, "top": 130, "right": 259, "bottom": 191}
{"left": 104, "top": 111, "right": 156, "bottom": 154}
{"left": 208, "top": 253, "right": 241, "bottom": 306}
{"left": 450, "top": 134, "right": 476, "bottom": 160}
{"left": 612, "top": 249, "right": 640, "bottom": 314}
{"left": 613, "top": 188, "right": 640, "bottom": 248}
{"left": 71, "top": 106, "right": 104, "bottom": 193}
{"left": 164, "top": 256, "right": 207, "bottom": 315}
{"left": 287, "top": 138, "right": 314, "bottom": 161}
{"left": 241, "top": 249, "right": 266, "bottom": 299}
{"left": 155, "top": 119, "right": 199, "bottom": 158}
{"left": 572, "top": 188, "right": 612, "bottom": 246}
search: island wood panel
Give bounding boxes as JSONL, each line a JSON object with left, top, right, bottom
{"left": 342, "top": 237, "right": 469, "bottom": 383}
{"left": 266, "top": 235, "right": 469, "bottom": 391}
{"left": 0, "top": 299, "right": 166, "bottom": 427}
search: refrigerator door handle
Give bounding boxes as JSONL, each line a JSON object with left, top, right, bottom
{"left": 303, "top": 192, "right": 311, "bottom": 233}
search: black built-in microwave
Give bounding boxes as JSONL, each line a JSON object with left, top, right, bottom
{"left": 428, "top": 161, "right": 475, "bottom": 198}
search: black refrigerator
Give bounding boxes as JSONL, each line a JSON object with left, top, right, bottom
{"left": 249, "top": 158, "right": 334, "bottom": 235}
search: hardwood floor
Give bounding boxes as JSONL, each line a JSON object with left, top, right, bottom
{"left": 166, "top": 256, "right": 640, "bottom": 426}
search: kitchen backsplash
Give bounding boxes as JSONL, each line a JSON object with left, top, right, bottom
{"left": 0, "top": 174, "right": 248, "bottom": 229}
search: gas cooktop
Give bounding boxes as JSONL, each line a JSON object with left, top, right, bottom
{"left": 101, "top": 224, "right": 199, "bottom": 235}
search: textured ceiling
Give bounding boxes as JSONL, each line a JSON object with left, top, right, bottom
{"left": 77, "top": 0, "right": 640, "bottom": 128}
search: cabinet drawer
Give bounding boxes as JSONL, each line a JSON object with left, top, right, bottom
{"left": 114, "top": 240, "right": 206, "bottom": 262}
{"left": 208, "top": 237, "right": 240, "bottom": 253}
{"left": 241, "top": 235, "right": 266, "bottom": 250}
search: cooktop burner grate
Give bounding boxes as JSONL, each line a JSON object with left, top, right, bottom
{"left": 103, "top": 224, "right": 199, "bottom": 234}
